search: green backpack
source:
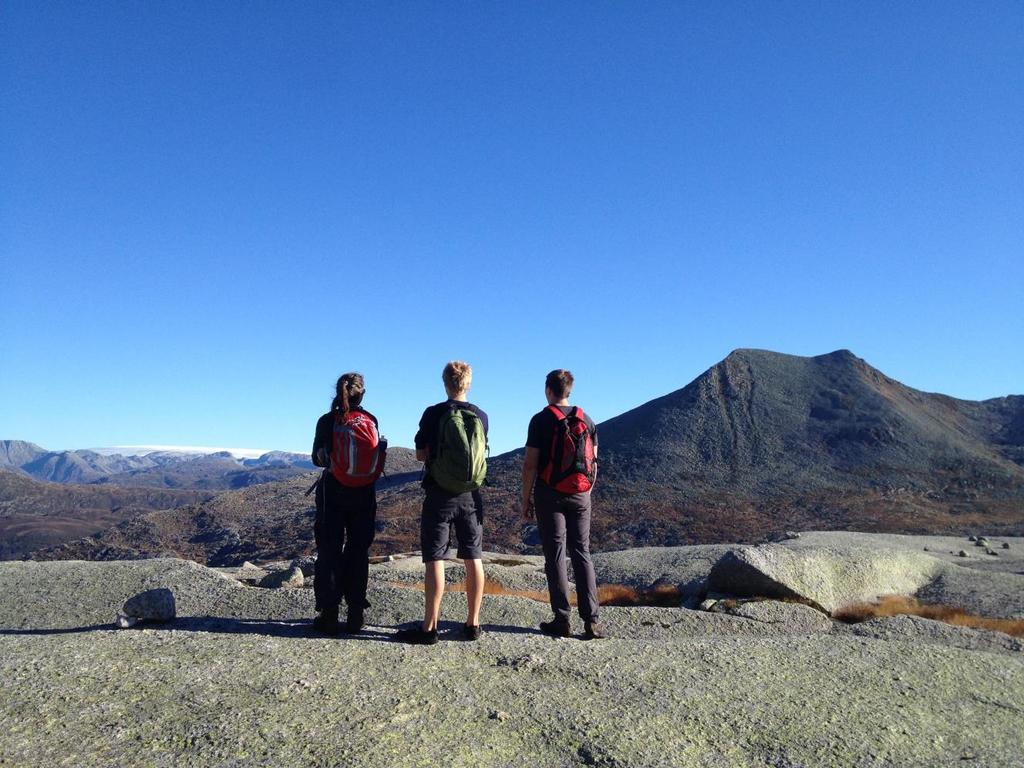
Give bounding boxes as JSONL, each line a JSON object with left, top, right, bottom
{"left": 429, "top": 405, "right": 487, "bottom": 494}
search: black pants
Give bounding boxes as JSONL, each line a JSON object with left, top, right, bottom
{"left": 314, "top": 473, "right": 377, "bottom": 613}
{"left": 534, "top": 483, "right": 600, "bottom": 624}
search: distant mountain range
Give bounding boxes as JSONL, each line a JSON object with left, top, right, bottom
{"left": 29, "top": 349, "right": 1024, "bottom": 565}
{"left": 0, "top": 441, "right": 315, "bottom": 489}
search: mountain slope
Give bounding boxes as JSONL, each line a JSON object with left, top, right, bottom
{"left": 595, "top": 348, "right": 1024, "bottom": 497}
{"left": 0, "top": 470, "right": 212, "bottom": 559}
{"left": 31, "top": 350, "right": 1024, "bottom": 563}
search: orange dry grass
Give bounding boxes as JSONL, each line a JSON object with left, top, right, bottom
{"left": 835, "top": 595, "right": 1024, "bottom": 638}
{"left": 387, "top": 581, "right": 682, "bottom": 607}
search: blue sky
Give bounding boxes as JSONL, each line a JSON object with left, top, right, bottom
{"left": 2, "top": 2, "right": 1021, "bottom": 455}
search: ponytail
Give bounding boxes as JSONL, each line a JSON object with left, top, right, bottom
{"left": 332, "top": 372, "right": 365, "bottom": 414}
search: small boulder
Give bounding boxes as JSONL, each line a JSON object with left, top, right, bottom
{"left": 968, "top": 535, "right": 977, "bottom": 542}
{"left": 117, "top": 588, "right": 176, "bottom": 627}
{"left": 706, "top": 545, "right": 939, "bottom": 614}
{"left": 259, "top": 565, "right": 305, "bottom": 589}
{"left": 958, "top": 550, "right": 969, "bottom": 558}
{"left": 290, "top": 556, "right": 316, "bottom": 577}
{"left": 1002, "top": 542, "right": 1010, "bottom": 550}
{"left": 976, "top": 538, "right": 990, "bottom": 548}
{"left": 986, "top": 548, "right": 999, "bottom": 557}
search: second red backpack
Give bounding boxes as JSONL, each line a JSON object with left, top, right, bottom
{"left": 330, "top": 409, "right": 386, "bottom": 487}
{"left": 540, "top": 405, "right": 596, "bottom": 494}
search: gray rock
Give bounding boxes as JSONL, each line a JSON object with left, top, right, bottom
{"left": 968, "top": 535, "right": 978, "bottom": 542}
{"left": 707, "top": 544, "right": 941, "bottom": 613}
{"left": 986, "top": 548, "right": 999, "bottom": 557}
{"left": 121, "top": 588, "right": 176, "bottom": 623}
{"left": 290, "top": 556, "right": 316, "bottom": 577}
{"left": 260, "top": 566, "right": 305, "bottom": 589}
{"left": 915, "top": 566, "right": 1024, "bottom": 619}
{"left": 976, "top": 538, "right": 990, "bottom": 548}
{"left": 496, "top": 654, "right": 544, "bottom": 671}
{"left": 2, "top": 552, "right": 1024, "bottom": 767}
{"left": 837, "top": 614, "right": 1023, "bottom": 655}
{"left": 1003, "top": 542, "right": 1011, "bottom": 550}
{"left": 959, "top": 550, "right": 969, "bottom": 557}
{"left": 710, "top": 599, "right": 832, "bottom": 633}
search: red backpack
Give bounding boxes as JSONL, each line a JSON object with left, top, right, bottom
{"left": 539, "top": 405, "right": 596, "bottom": 494}
{"left": 330, "top": 409, "right": 386, "bottom": 487}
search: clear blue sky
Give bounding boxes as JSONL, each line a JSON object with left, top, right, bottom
{"left": 2, "top": 2, "right": 1021, "bottom": 455}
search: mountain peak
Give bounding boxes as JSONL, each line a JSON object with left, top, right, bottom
{"left": 722, "top": 347, "right": 860, "bottom": 364}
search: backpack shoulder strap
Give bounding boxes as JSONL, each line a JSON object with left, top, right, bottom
{"left": 546, "top": 405, "right": 567, "bottom": 421}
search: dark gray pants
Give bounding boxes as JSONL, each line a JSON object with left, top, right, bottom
{"left": 534, "top": 483, "right": 599, "bottom": 624}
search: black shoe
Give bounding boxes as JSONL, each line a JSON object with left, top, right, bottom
{"left": 313, "top": 608, "right": 340, "bottom": 636}
{"left": 396, "top": 626, "right": 439, "bottom": 645}
{"left": 539, "top": 618, "right": 571, "bottom": 638}
{"left": 344, "top": 610, "right": 365, "bottom": 633}
{"left": 462, "top": 624, "right": 482, "bottom": 641}
{"left": 583, "top": 622, "right": 605, "bottom": 640}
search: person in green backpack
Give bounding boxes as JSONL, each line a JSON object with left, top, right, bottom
{"left": 396, "top": 361, "right": 489, "bottom": 645}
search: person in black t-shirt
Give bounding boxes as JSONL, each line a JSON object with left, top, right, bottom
{"left": 522, "top": 369, "right": 604, "bottom": 639}
{"left": 396, "top": 361, "right": 488, "bottom": 645}
{"left": 310, "top": 372, "right": 380, "bottom": 635}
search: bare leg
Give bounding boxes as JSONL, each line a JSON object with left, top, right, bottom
{"left": 463, "top": 558, "right": 484, "bottom": 626}
{"left": 423, "top": 560, "right": 445, "bottom": 632}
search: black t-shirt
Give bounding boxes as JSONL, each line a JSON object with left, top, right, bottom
{"left": 311, "top": 407, "right": 377, "bottom": 468}
{"left": 415, "top": 399, "right": 489, "bottom": 489}
{"left": 526, "top": 405, "right": 598, "bottom": 477}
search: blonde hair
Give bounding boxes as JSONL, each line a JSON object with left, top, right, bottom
{"left": 443, "top": 361, "right": 472, "bottom": 395}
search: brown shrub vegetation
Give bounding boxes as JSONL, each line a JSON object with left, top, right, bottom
{"left": 835, "top": 595, "right": 1024, "bottom": 637}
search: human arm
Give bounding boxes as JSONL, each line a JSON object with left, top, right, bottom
{"left": 414, "top": 406, "right": 432, "bottom": 464}
{"left": 521, "top": 447, "right": 539, "bottom": 520}
{"left": 311, "top": 414, "right": 332, "bottom": 467}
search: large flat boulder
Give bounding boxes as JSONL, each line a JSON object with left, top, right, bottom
{"left": 707, "top": 544, "right": 942, "bottom": 613}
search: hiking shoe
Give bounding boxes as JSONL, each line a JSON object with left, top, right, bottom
{"left": 583, "top": 622, "right": 605, "bottom": 640}
{"left": 344, "top": 610, "right": 365, "bottom": 633}
{"left": 312, "top": 608, "right": 340, "bottom": 636}
{"left": 462, "top": 624, "right": 482, "bottom": 641}
{"left": 395, "top": 626, "right": 439, "bottom": 645}
{"left": 539, "top": 618, "right": 571, "bottom": 638}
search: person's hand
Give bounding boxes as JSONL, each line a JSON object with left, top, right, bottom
{"left": 521, "top": 498, "right": 534, "bottom": 521}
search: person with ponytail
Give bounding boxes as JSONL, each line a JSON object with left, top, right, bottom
{"left": 310, "top": 372, "right": 384, "bottom": 635}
